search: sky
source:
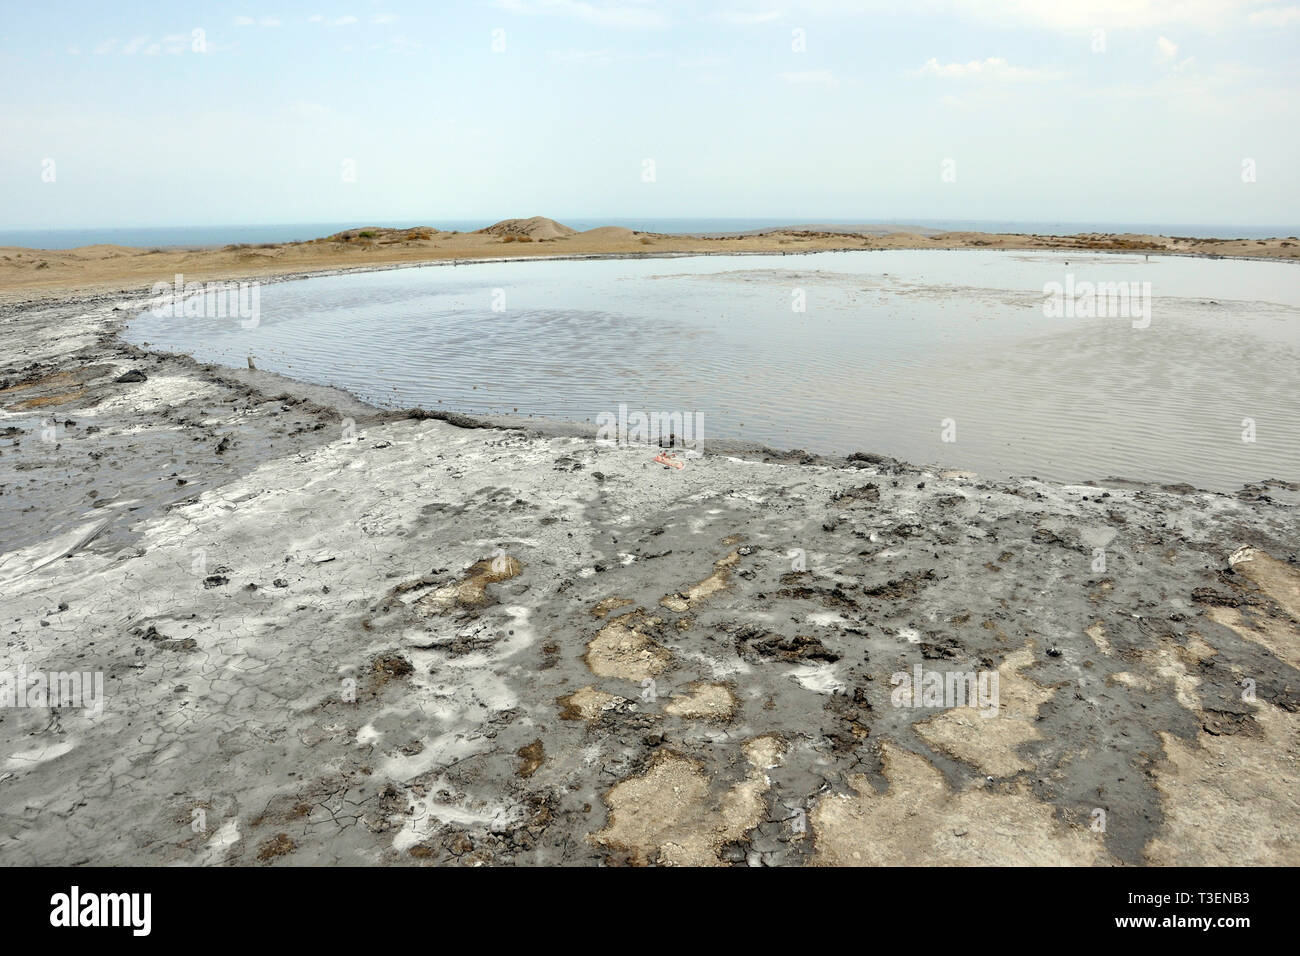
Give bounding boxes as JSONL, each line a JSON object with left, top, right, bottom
{"left": 1, "top": 0, "right": 1298, "bottom": 229}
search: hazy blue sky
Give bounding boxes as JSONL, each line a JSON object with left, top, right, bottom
{"left": 2, "top": 0, "right": 1298, "bottom": 228}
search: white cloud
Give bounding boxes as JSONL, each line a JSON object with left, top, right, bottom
{"left": 913, "top": 56, "right": 1060, "bottom": 81}
{"left": 1248, "top": 4, "right": 1300, "bottom": 26}
{"left": 89, "top": 33, "right": 201, "bottom": 56}
{"left": 1155, "top": 36, "right": 1196, "bottom": 70}
{"left": 778, "top": 69, "right": 839, "bottom": 87}
{"left": 328, "top": 16, "right": 358, "bottom": 27}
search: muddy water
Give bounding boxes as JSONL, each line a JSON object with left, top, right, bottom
{"left": 124, "top": 250, "right": 1300, "bottom": 490}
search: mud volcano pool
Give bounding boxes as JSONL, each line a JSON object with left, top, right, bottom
{"left": 125, "top": 249, "right": 1300, "bottom": 491}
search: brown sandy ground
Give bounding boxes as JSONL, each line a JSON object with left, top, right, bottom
{"left": 0, "top": 274, "right": 1297, "bottom": 866}
{"left": 2, "top": 217, "right": 1297, "bottom": 306}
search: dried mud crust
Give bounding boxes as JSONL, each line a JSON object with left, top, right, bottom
{"left": 0, "top": 291, "right": 1297, "bottom": 866}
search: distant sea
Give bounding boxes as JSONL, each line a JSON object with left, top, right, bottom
{"left": 2, "top": 219, "right": 1297, "bottom": 250}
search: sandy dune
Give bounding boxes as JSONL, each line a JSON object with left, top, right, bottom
{"left": 476, "top": 216, "right": 577, "bottom": 240}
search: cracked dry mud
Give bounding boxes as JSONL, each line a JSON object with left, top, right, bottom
{"left": 1, "top": 289, "right": 1298, "bottom": 866}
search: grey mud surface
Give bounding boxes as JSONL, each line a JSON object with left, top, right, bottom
{"left": 1, "top": 285, "right": 1297, "bottom": 866}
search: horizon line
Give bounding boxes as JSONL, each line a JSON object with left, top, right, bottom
{"left": 5, "top": 216, "right": 1300, "bottom": 233}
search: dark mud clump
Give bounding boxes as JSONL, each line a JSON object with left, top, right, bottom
{"left": 731, "top": 624, "right": 841, "bottom": 663}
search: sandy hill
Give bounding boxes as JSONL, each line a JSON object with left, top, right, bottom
{"left": 579, "top": 226, "right": 637, "bottom": 241}
{"left": 478, "top": 217, "right": 577, "bottom": 240}
{"left": 322, "top": 226, "right": 436, "bottom": 243}
{"left": 8, "top": 244, "right": 146, "bottom": 258}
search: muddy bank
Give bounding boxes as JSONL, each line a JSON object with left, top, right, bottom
{"left": 1, "top": 288, "right": 1298, "bottom": 866}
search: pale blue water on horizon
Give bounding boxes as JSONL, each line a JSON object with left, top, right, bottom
{"left": 4, "top": 219, "right": 1299, "bottom": 250}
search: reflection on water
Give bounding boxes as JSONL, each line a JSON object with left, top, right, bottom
{"left": 125, "top": 250, "right": 1300, "bottom": 491}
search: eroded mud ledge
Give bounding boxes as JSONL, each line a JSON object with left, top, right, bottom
{"left": 1, "top": 285, "right": 1297, "bottom": 866}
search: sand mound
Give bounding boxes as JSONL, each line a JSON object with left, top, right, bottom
{"left": 478, "top": 217, "right": 576, "bottom": 240}
{"left": 580, "top": 226, "right": 637, "bottom": 241}
{"left": 321, "top": 226, "right": 435, "bottom": 243}
{"left": 65, "top": 244, "right": 146, "bottom": 257}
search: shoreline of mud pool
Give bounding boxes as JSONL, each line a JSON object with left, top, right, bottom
{"left": 1, "top": 281, "right": 1298, "bottom": 866}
